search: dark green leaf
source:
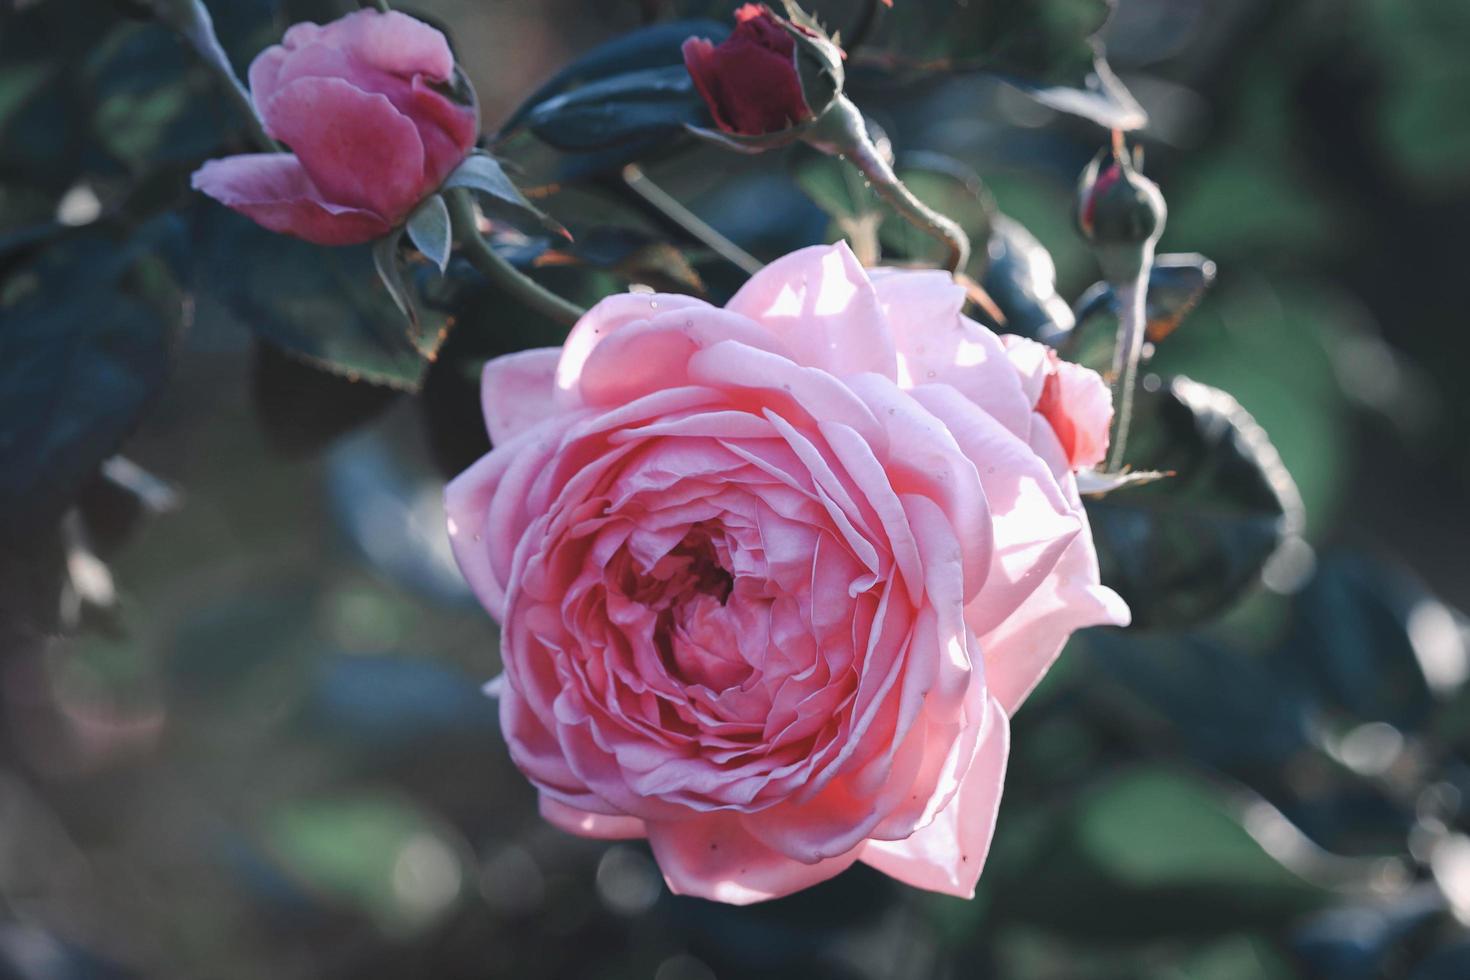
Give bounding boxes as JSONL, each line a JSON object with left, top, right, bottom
{"left": 497, "top": 19, "right": 728, "bottom": 138}
{"left": 404, "top": 195, "right": 452, "bottom": 274}
{"left": 1076, "top": 630, "right": 1311, "bottom": 769}
{"left": 372, "top": 230, "right": 417, "bottom": 333}
{"left": 1085, "top": 376, "right": 1305, "bottom": 630}
{"left": 979, "top": 213, "right": 1074, "bottom": 339}
{"left": 250, "top": 341, "right": 399, "bottom": 457}
{"left": 865, "top": 0, "right": 1145, "bottom": 129}
{"left": 1066, "top": 253, "right": 1219, "bottom": 370}
{"left": 1004, "top": 766, "right": 1332, "bottom": 939}
{"left": 442, "top": 152, "right": 567, "bottom": 238}
{"left": 524, "top": 64, "right": 710, "bottom": 153}
{"left": 0, "top": 216, "right": 188, "bottom": 538}
{"left": 535, "top": 227, "right": 705, "bottom": 294}
{"left": 193, "top": 206, "right": 448, "bottom": 390}
{"left": 1279, "top": 555, "right": 1463, "bottom": 729}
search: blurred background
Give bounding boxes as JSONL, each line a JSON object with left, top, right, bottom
{"left": 3, "top": 0, "right": 1470, "bottom": 977}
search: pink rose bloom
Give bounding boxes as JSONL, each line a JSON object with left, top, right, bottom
{"left": 192, "top": 10, "right": 478, "bottom": 246}
{"left": 1002, "top": 338, "right": 1114, "bottom": 470}
{"left": 446, "top": 244, "right": 1128, "bottom": 904}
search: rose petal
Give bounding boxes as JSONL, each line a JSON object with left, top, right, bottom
{"left": 481, "top": 349, "right": 561, "bottom": 446}
{"left": 556, "top": 293, "right": 713, "bottom": 406}
{"left": 977, "top": 423, "right": 1129, "bottom": 713}
{"left": 332, "top": 9, "right": 456, "bottom": 82}
{"left": 859, "top": 695, "right": 1009, "bottom": 898}
{"left": 648, "top": 812, "right": 861, "bottom": 905}
{"left": 909, "top": 384, "right": 1083, "bottom": 639}
{"left": 539, "top": 794, "right": 647, "bottom": 840}
{"left": 872, "top": 268, "right": 1032, "bottom": 438}
{"left": 727, "top": 243, "right": 898, "bottom": 380}
{"left": 259, "top": 76, "right": 426, "bottom": 223}
{"left": 191, "top": 154, "right": 392, "bottom": 245}
{"left": 574, "top": 307, "right": 794, "bottom": 408}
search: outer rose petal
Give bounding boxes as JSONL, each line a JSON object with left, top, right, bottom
{"left": 1039, "top": 359, "right": 1113, "bottom": 470}
{"left": 406, "top": 74, "right": 480, "bottom": 186}
{"left": 191, "top": 154, "right": 391, "bottom": 245}
{"left": 859, "top": 695, "right": 1009, "bottom": 898}
{"left": 259, "top": 76, "right": 426, "bottom": 223}
{"left": 539, "top": 795, "right": 646, "bottom": 840}
{"left": 909, "top": 384, "right": 1082, "bottom": 638}
{"left": 481, "top": 349, "right": 561, "bottom": 445}
{"left": 871, "top": 269, "right": 1032, "bottom": 439}
{"left": 555, "top": 293, "right": 714, "bottom": 406}
{"left": 648, "top": 812, "right": 861, "bottom": 905}
{"left": 726, "top": 242, "right": 898, "bottom": 379}
{"left": 330, "top": 9, "right": 457, "bottom": 82}
{"left": 444, "top": 419, "right": 567, "bottom": 620}
{"left": 1003, "top": 336, "right": 1113, "bottom": 471}
{"left": 978, "top": 424, "right": 1129, "bottom": 713}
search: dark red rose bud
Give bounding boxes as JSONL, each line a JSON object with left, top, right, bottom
{"left": 682, "top": 4, "right": 814, "bottom": 136}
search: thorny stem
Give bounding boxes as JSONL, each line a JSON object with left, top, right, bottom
{"left": 446, "top": 189, "right": 586, "bottom": 329}
{"left": 1105, "top": 247, "right": 1154, "bottom": 472}
{"left": 808, "top": 96, "right": 970, "bottom": 274}
{"left": 621, "top": 164, "right": 763, "bottom": 277}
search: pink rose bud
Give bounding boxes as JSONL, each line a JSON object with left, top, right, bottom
{"left": 192, "top": 10, "right": 478, "bottom": 246}
{"left": 446, "top": 247, "right": 1128, "bottom": 904}
{"left": 682, "top": 4, "right": 816, "bottom": 136}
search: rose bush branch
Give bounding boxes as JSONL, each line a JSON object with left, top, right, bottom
{"left": 804, "top": 96, "right": 970, "bottom": 273}
{"left": 446, "top": 188, "right": 585, "bottom": 329}
{"left": 1076, "top": 135, "right": 1167, "bottom": 472}
{"left": 682, "top": 3, "right": 969, "bottom": 275}
{"left": 620, "top": 164, "right": 764, "bottom": 276}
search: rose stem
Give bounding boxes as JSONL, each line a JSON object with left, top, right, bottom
{"left": 446, "top": 188, "right": 586, "bottom": 329}
{"left": 814, "top": 97, "right": 970, "bottom": 274}
{"left": 360, "top": 0, "right": 393, "bottom": 12}
{"left": 164, "top": 1, "right": 276, "bottom": 151}
{"left": 1104, "top": 245, "right": 1155, "bottom": 473}
{"left": 620, "top": 164, "right": 764, "bottom": 277}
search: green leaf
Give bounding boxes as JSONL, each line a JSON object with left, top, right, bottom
{"left": 1085, "top": 376, "right": 1305, "bottom": 630}
{"left": 1075, "top": 630, "right": 1311, "bottom": 769}
{"left": 193, "top": 207, "right": 449, "bottom": 391}
{"left": 867, "top": 0, "right": 1145, "bottom": 129}
{"left": 534, "top": 227, "right": 706, "bottom": 294}
{"left": 250, "top": 342, "right": 399, "bottom": 457}
{"left": 404, "top": 195, "right": 451, "bottom": 274}
{"left": 1004, "top": 766, "right": 1332, "bottom": 939}
{"left": 979, "top": 214, "right": 1074, "bottom": 339}
{"left": 1280, "top": 555, "right": 1464, "bottom": 729}
{"left": 0, "top": 216, "right": 188, "bottom": 538}
{"left": 524, "top": 64, "right": 709, "bottom": 153}
{"left": 372, "top": 229, "right": 418, "bottom": 330}
{"left": 442, "top": 152, "right": 567, "bottom": 238}
{"left": 1066, "top": 253, "right": 1219, "bottom": 370}
{"left": 497, "top": 19, "right": 729, "bottom": 139}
